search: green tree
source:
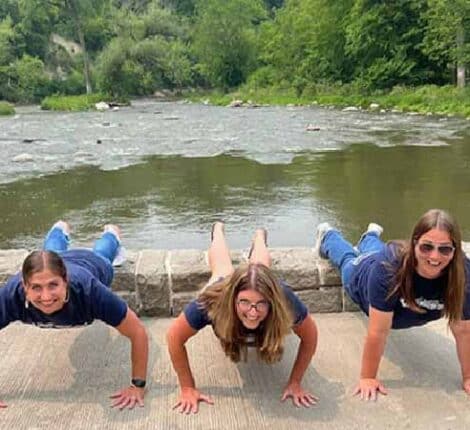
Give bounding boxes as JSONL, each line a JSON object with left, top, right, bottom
{"left": 258, "top": 0, "right": 353, "bottom": 93}
{"left": 422, "top": 0, "right": 470, "bottom": 87}
{"left": 192, "top": 0, "right": 266, "bottom": 88}
{"left": 0, "top": 17, "right": 15, "bottom": 66}
{"left": 344, "top": 0, "right": 433, "bottom": 89}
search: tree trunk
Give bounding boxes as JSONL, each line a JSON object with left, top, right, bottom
{"left": 67, "top": 0, "right": 92, "bottom": 94}
{"left": 456, "top": 25, "right": 465, "bottom": 88}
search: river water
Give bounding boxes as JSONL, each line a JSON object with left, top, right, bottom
{"left": 1, "top": 99, "right": 469, "bottom": 250}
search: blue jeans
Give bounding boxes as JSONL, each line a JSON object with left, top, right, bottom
{"left": 320, "top": 230, "right": 385, "bottom": 290}
{"left": 43, "top": 225, "right": 120, "bottom": 265}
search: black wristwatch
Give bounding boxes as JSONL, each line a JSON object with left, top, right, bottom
{"left": 131, "top": 378, "right": 146, "bottom": 388}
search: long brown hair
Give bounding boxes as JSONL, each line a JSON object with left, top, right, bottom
{"left": 198, "top": 263, "right": 293, "bottom": 363}
{"left": 387, "top": 209, "right": 466, "bottom": 322}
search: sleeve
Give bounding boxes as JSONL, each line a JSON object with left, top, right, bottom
{"left": 280, "top": 281, "right": 308, "bottom": 325}
{"left": 0, "top": 275, "right": 22, "bottom": 329}
{"left": 366, "top": 262, "right": 398, "bottom": 313}
{"left": 91, "top": 279, "right": 128, "bottom": 327}
{"left": 184, "top": 299, "right": 211, "bottom": 331}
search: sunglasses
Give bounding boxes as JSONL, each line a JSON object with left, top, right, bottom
{"left": 417, "top": 241, "right": 455, "bottom": 257}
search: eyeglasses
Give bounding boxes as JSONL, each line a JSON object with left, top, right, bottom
{"left": 417, "top": 241, "right": 455, "bottom": 257}
{"left": 237, "top": 299, "right": 270, "bottom": 313}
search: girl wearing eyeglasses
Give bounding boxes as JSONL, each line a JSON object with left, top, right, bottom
{"left": 167, "top": 222, "right": 318, "bottom": 413}
{"left": 315, "top": 208, "right": 470, "bottom": 401}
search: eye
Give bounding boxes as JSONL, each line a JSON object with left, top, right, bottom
{"left": 30, "top": 284, "right": 42, "bottom": 292}
{"left": 238, "top": 299, "right": 250, "bottom": 306}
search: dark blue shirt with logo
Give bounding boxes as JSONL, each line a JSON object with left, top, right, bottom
{"left": 346, "top": 245, "right": 470, "bottom": 329}
{"left": 0, "top": 249, "right": 128, "bottom": 329}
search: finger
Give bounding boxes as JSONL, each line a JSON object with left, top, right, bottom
{"left": 352, "top": 386, "right": 360, "bottom": 396}
{"left": 305, "top": 394, "right": 318, "bottom": 405}
{"left": 191, "top": 401, "right": 199, "bottom": 414}
{"left": 111, "top": 396, "right": 125, "bottom": 407}
{"left": 183, "top": 401, "right": 192, "bottom": 415}
{"left": 137, "top": 396, "right": 144, "bottom": 407}
{"left": 292, "top": 396, "right": 301, "bottom": 408}
{"left": 299, "top": 396, "right": 312, "bottom": 408}
{"left": 126, "top": 397, "right": 137, "bottom": 410}
{"left": 172, "top": 400, "right": 182, "bottom": 410}
{"left": 377, "top": 384, "right": 388, "bottom": 395}
{"left": 199, "top": 394, "right": 214, "bottom": 405}
{"left": 371, "top": 389, "right": 377, "bottom": 402}
{"left": 0, "top": 402, "right": 7, "bottom": 408}
{"left": 177, "top": 402, "right": 187, "bottom": 414}
{"left": 281, "top": 392, "right": 289, "bottom": 402}
{"left": 119, "top": 397, "right": 132, "bottom": 410}
{"left": 110, "top": 391, "right": 123, "bottom": 399}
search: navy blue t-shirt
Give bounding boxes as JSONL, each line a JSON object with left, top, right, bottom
{"left": 0, "top": 249, "right": 128, "bottom": 329}
{"left": 184, "top": 280, "right": 308, "bottom": 331}
{"left": 347, "top": 245, "right": 470, "bottom": 329}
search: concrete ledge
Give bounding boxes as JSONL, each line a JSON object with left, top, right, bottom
{"left": 1, "top": 243, "right": 469, "bottom": 317}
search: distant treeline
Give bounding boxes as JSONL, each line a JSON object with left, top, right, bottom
{"left": 0, "top": 0, "right": 468, "bottom": 103}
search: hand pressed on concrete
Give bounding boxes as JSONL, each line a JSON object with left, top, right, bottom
{"left": 110, "top": 385, "right": 145, "bottom": 410}
{"left": 173, "top": 387, "right": 214, "bottom": 414}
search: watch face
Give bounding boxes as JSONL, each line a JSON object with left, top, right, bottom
{"left": 131, "top": 378, "right": 146, "bottom": 388}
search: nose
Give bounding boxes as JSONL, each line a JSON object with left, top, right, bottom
{"left": 247, "top": 306, "right": 259, "bottom": 316}
{"left": 40, "top": 289, "right": 53, "bottom": 301}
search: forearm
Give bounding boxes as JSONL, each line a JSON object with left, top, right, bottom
{"left": 360, "top": 333, "right": 387, "bottom": 379}
{"left": 288, "top": 340, "right": 316, "bottom": 384}
{"left": 130, "top": 327, "right": 149, "bottom": 379}
{"left": 168, "top": 341, "right": 196, "bottom": 389}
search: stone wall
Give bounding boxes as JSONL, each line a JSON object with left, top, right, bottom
{"left": 2, "top": 243, "right": 470, "bottom": 317}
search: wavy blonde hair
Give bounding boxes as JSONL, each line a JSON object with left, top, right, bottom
{"left": 387, "top": 209, "right": 466, "bottom": 322}
{"left": 198, "top": 263, "right": 294, "bottom": 363}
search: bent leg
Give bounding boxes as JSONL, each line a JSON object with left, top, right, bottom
{"left": 43, "top": 220, "right": 71, "bottom": 253}
{"left": 357, "top": 233, "right": 386, "bottom": 254}
{"left": 321, "top": 230, "right": 357, "bottom": 285}
{"left": 248, "top": 228, "right": 271, "bottom": 268}
{"left": 207, "top": 222, "right": 234, "bottom": 284}
{"left": 93, "top": 225, "right": 120, "bottom": 265}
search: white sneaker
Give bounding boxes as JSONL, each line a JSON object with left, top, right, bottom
{"left": 314, "top": 222, "right": 333, "bottom": 258}
{"left": 103, "top": 224, "right": 126, "bottom": 266}
{"left": 366, "top": 223, "right": 383, "bottom": 237}
{"left": 52, "top": 220, "right": 71, "bottom": 237}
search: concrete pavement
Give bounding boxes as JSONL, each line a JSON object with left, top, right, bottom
{"left": 0, "top": 313, "right": 469, "bottom": 429}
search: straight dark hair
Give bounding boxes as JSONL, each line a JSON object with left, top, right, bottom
{"left": 22, "top": 250, "right": 67, "bottom": 284}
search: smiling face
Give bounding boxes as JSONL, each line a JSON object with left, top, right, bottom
{"left": 414, "top": 228, "right": 455, "bottom": 279}
{"left": 24, "top": 268, "right": 68, "bottom": 314}
{"left": 235, "top": 289, "right": 270, "bottom": 330}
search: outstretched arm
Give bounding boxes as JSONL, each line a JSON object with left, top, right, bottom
{"left": 167, "top": 313, "right": 214, "bottom": 414}
{"left": 450, "top": 319, "right": 470, "bottom": 393}
{"left": 354, "top": 306, "right": 393, "bottom": 401}
{"left": 112, "top": 308, "right": 149, "bottom": 409}
{"left": 282, "top": 315, "right": 318, "bottom": 407}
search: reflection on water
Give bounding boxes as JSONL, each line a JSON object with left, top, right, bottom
{"left": 1, "top": 138, "right": 470, "bottom": 250}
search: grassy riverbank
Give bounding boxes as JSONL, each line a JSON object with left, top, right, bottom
{"left": 0, "top": 101, "right": 15, "bottom": 115}
{"left": 187, "top": 85, "right": 470, "bottom": 117}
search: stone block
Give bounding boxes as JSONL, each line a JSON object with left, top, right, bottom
{"left": 135, "top": 250, "right": 170, "bottom": 316}
{"left": 0, "top": 249, "right": 29, "bottom": 286}
{"left": 296, "top": 286, "right": 342, "bottom": 313}
{"left": 112, "top": 249, "right": 139, "bottom": 292}
{"left": 342, "top": 290, "right": 361, "bottom": 312}
{"left": 116, "top": 291, "right": 139, "bottom": 314}
{"left": 270, "top": 248, "right": 320, "bottom": 290}
{"left": 316, "top": 258, "right": 341, "bottom": 286}
{"left": 171, "top": 292, "right": 199, "bottom": 316}
{"left": 170, "top": 249, "right": 210, "bottom": 293}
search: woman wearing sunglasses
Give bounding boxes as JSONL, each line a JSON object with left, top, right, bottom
{"left": 167, "top": 222, "right": 318, "bottom": 413}
{"left": 315, "top": 208, "right": 470, "bottom": 401}
{"left": 0, "top": 221, "right": 148, "bottom": 410}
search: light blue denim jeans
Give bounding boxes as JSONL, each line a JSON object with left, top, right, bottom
{"left": 43, "top": 224, "right": 120, "bottom": 265}
{"left": 320, "top": 230, "right": 386, "bottom": 288}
